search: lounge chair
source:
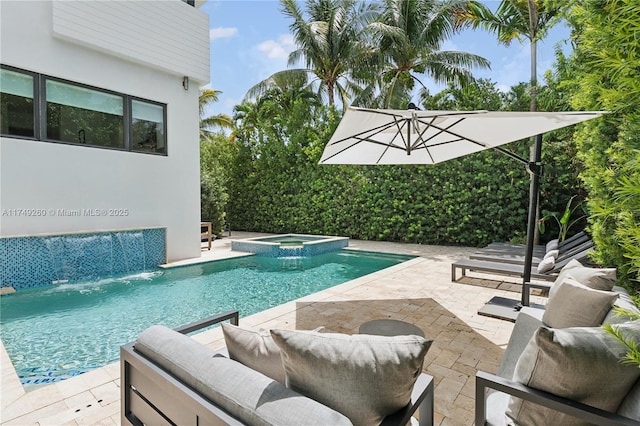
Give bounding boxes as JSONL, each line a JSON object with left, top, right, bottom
{"left": 483, "top": 231, "right": 588, "bottom": 255}
{"left": 470, "top": 239, "right": 594, "bottom": 266}
{"left": 451, "top": 244, "right": 594, "bottom": 282}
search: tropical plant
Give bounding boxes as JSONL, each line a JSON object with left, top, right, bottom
{"left": 538, "top": 195, "right": 585, "bottom": 242}
{"left": 199, "top": 89, "right": 233, "bottom": 140}
{"left": 458, "top": 0, "right": 567, "bottom": 112}
{"left": 565, "top": 0, "right": 640, "bottom": 289}
{"left": 603, "top": 307, "right": 640, "bottom": 368}
{"left": 247, "top": 0, "right": 377, "bottom": 107}
{"left": 200, "top": 133, "right": 236, "bottom": 235}
{"left": 245, "top": 70, "right": 320, "bottom": 113}
{"left": 359, "top": 0, "right": 489, "bottom": 109}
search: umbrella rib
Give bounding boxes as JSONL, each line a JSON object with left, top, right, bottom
{"left": 321, "top": 128, "right": 410, "bottom": 163}
{"left": 412, "top": 117, "right": 490, "bottom": 151}
{"left": 327, "top": 121, "right": 400, "bottom": 147}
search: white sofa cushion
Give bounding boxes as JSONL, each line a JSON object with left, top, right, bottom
{"left": 136, "top": 325, "right": 352, "bottom": 425}
{"left": 543, "top": 278, "right": 618, "bottom": 328}
{"left": 507, "top": 322, "right": 640, "bottom": 425}
{"left": 270, "top": 329, "right": 431, "bottom": 426}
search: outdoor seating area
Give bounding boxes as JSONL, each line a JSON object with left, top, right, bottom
{"left": 121, "top": 311, "right": 434, "bottom": 426}
{"left": 3, "top": 234, "right": 640, "bottom": 425}
{"left": 118, "top": 247, "right": 640, "bottom": 426}
{"left": 476, "top": 281, "right": 640, "bottom": 425}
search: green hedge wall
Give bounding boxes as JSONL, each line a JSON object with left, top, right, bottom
{"left": 227, "top": 96, "right": 583, "bottom": 247}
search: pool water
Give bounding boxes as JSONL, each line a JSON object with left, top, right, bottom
{"left": 0, "top": 250, "right": 412, "bottom": 387}
{"left": 253, "top": 235, "right": 326, "bottom": 243}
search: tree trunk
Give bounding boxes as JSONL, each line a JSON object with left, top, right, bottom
{"left": 327, "top": 81, "right": 335, "bottom": 106}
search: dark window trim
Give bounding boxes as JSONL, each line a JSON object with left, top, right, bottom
{"left": 0, "top": 64, "right": 39, "bottom": 140}
{"left": 129, "top": 95, "right": 168, "bottom": 156}
{"left": 0, "top": 64, "right": 167, "bottom": 156}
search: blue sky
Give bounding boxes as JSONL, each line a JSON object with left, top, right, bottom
{"left": 202, "top": 0, "right": 572, "bottom": 118}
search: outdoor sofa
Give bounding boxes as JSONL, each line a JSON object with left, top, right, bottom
{"left": 121, "top": 311, "right": 435, "bottom": 426}
{"left": 475, "top": 259, "right": 640, "bottom": 425}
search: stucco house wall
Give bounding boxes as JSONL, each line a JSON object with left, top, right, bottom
{"left": 0, "top": 0, "right": 210, "bottom": 263}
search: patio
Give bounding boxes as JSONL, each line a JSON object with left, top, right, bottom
{"left": 0, "top": 232, "right": 543, "bottom": 426}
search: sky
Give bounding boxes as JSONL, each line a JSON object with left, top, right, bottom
{"left": 201, "top": 0, "right": 572, "bottom": 118}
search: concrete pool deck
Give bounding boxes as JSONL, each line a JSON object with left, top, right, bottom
{"left": 1, "top": 232, "right": 545, "bottom": 425}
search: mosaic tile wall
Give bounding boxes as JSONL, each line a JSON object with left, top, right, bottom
{"left": 0, "top": 228, "right": 166, "bottom": 291}
{"left": 232, "top": 237, "right": 348, "bottom": 257}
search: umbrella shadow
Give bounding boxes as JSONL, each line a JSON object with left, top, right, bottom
{"left": 293, "top": 297, "right": 506, "bottom": 425}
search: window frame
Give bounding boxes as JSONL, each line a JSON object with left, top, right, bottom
{"left": 0, "top": 64, "right": 168, "bottom": 156}
{"left": 129, "top": 96, "right": 168, "bottom": 155}
{"left": 0, "top": 64, "right": 39, "bottom": 140}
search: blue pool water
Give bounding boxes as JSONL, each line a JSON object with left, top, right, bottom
{"left": 0, "top": 250, "right": 412, "bottom": 387}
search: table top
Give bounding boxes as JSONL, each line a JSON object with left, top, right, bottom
{"left": 358, "top": 319, "right": 425, "bottom": 338}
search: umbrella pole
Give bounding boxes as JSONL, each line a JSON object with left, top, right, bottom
{"left": 521, "top": 133, "right": 543, "bottom": 307}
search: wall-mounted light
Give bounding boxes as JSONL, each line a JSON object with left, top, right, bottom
{"left": 182, "top": 76, "right": 189, "bottom": 91}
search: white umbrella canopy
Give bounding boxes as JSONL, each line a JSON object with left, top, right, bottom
{"left": 319, "top": 107, "right": 606, "bottom": 165}
{"left": 320, "top": 106, "right": 606, "bottom": 318}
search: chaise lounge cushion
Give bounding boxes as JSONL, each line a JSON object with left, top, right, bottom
{"left": 536, "top": 256, "right": 555, "bottom": 273}
{"left": 221, "top": 322, "right": 286, "bottom": 384}
{"left": 270, "top": 329, "right": 431, "bottom": 426}
{"left": 507, "top": 321, "right": 640, "bottom": 425}
{"left": 542, "top": 278, "right": 618, "bottom": 328}
{"left": 135, "top": 325, "right": 352, "bottom": 426}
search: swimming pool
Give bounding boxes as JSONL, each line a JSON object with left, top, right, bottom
{"left": 0, "top": 249, "right": 412, "bottom": 387}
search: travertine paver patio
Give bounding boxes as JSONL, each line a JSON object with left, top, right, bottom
{"left": 1, "top": 232, "right": 542, "bottom": 426}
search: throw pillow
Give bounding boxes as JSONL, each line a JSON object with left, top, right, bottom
{"left": 544, "top": 249, "right": 559, "bottom": 260}
{"left": 543, "top": 278, "right": 618, "bottom": 328}
{"left": 270, "top": 329, "right": 432, "bottom": 426}
{"left": 222, "top": 322, "right": 286, "bottom": 383}
{"left": 507, "top": 322, "right": 640, "bottom": 426}
{"left": 537, "top": 256, "right": 555, "bottom": 273}
{"left": 221, "top": 323, "right": 326, "bottom": 384}
{"left": 545, "top": 239, "right": 559, "bottom": 252}
{"left": 549, "top": 260, "right": 617, "bottom": 299}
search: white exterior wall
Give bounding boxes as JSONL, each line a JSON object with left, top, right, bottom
{"left": 0, "top": 0, "right": 210, "bottom": 262}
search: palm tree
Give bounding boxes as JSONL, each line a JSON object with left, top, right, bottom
{"left": 459, "top": 0, "right": 566, "bottom": 112}
{"left": 248, "top": 0, "right": 377, "bottom": 107}
{"left": 459, "top": 0, "right": 567, "bottom": 248}
{"left": 199, "top": 89, "right": 233, "bottom": 140}
{"left": 245, "top": 69, "right": 321, "bottom": 115}
{"left": 361, "top": 0, "right": 490, "bottom": 109}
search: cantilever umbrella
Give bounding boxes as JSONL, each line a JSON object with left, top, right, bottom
{"left": 319, "top": 106, "right": 605, "bottom": 319}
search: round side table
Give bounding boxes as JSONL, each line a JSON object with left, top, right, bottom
{"left": 358, "top": 319, "right": 425, "bottom": 337}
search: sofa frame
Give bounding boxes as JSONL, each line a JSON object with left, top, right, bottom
{"left": 476, "top": 371, "right": 638, "bottom": 426}
{"left": 474, "top": 290, "right": 640, "bottom": 426}
{"left": 121, "top": 310, "right": 435, "bottom": 426}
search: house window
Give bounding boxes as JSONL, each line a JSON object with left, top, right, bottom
{"left": 0, "top": 68, "right": 35, "bottom": 138}
{"left": 131, "top": 99, "right": 166, "bottom": 154}
{"left": 0, "top": 65, "right": 168, "bottom": 156}
{"left": 45, "top": 79, "right": 124, "bottom": 148}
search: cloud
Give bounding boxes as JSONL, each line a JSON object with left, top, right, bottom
{"left": 210, "top": 27, "right": 238, "bottom": 41}
{"left": 256, "top": 34, "right": 296, "bottom": 60}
